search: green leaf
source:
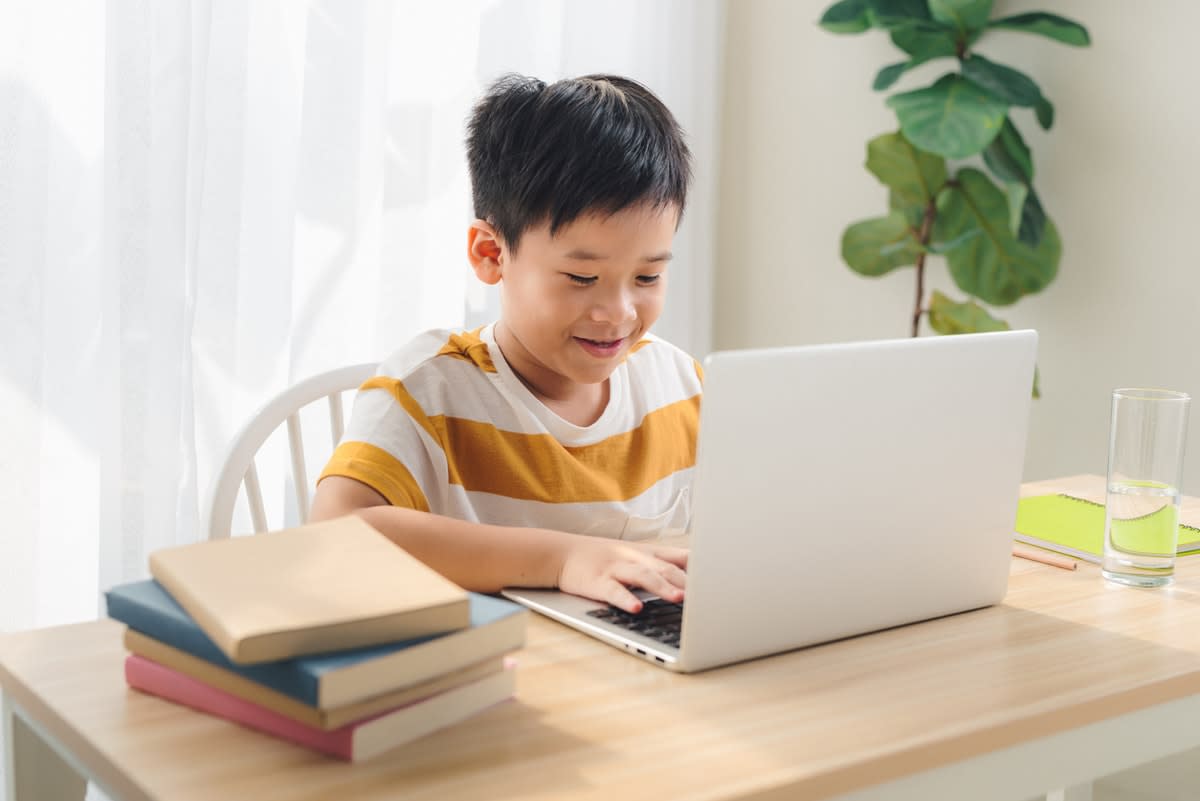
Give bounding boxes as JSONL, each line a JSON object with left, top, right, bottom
{"left": 1034, "top": 96, "right": 1054, "bottom": 130}
{"left": 932, "top": 168, "right": 1060, "bottom": 305}
{"left": 982, "top": 118, "right": 1033, "bottom": 184}
{"left": 982, "top": 119, "right": 1044, "bottom": 245}
{"left": 887, "top": 74, "right": 1008, "bottom": 159}
{"left": 841, "top": 212, "right": 923, "bottom": 276}
{"left": 867, "top": 0, "right": 940, "bottom": 30}
{"left": 890, "top": 23, "right": 959, "bottom": 60}
{"left": 874, "top": 61, "right": 913, "bottom": 91}
{"left": 877, "top": 19, "right": 960, "bottom": 89}
{"left": 1004, "top": 182, "right": 1028, "bottom": 236}
{"left": 927, "top": 290, "right": 1011, "bottom": 334}
{"left": 865, "top": 131, "right": 947, "bottom": 210}
{"left": 925, "top": 226, "right": 981, "bottom": 253}
{"left": 988, "top": 12, "right": 1091, "bottom": 47}
{"left": 1016, "top": 188, "right": 1046, "bottom": 247}
{"left": 820, "top": 0, "right": 872, "bottom": 33}
{"left": 890, "top": 189, "right": 925, "bottom": 228}
{"left": 869, "top": 0, "right": 933, "bottom": 23}
{"left": 929, "top": 0, "right": 993, "bottom": 34}
{"left": 960, "top": 54, "right": 1044, "bottom": 107}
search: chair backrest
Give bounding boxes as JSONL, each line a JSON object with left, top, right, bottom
{"left": 202, "top": 363, "right": 377, "bottom": 540}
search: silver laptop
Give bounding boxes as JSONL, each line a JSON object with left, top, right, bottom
{"left": 502, "top": 330, "right": 1038, "bottom": 672}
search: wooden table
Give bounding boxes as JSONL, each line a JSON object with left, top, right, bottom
{"left": 7, "top": 475, "right": 1200, "bottom": 801}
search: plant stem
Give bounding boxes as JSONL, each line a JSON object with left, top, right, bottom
{"left": 911, "top": 198, "right": 937, "bottom": 338}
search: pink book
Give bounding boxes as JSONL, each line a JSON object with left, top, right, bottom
{"left": 125, "top": 654, "right": 515, "bottom": 762}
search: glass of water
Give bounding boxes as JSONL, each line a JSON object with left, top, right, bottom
{"left": 1102, "top": 388, "right": 1191, "bottom": 587}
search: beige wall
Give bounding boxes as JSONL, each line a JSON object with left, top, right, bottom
{"left": 716, "top": 0, "right": 1200, "bottom": 493}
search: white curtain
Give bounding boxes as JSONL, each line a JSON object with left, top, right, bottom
{"left": 0, "top": 0, "right": 722, "bottom": 634}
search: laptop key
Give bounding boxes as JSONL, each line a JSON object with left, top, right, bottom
{"left": 642, "top": 599, "right": 682, "bottom": 613}
{"left": 585, "top": 600, "right": 684, "bottom": 647}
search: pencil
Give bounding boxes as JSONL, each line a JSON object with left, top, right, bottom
{"left": 1012, "top": 543, "right": 1077, "bottom": 571}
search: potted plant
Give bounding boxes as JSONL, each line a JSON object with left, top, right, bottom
{"left": 820, "top": 0, "right": 1090, "bottom": 394}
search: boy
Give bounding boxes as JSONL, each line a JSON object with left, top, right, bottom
{"left": 311, "top": 74, "right": 701, "bottom": 614}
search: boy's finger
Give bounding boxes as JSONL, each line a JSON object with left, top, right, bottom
{"left": 617, "top": 563, "right": 684, "bottom": 604}
{"left": 603, "top": 580, "right": 644, "bottom": 614}
{"left": 650, "top": 546, "right": 688, "bottom": 569}
{"left": 657, "top": 561, "right": 687, "bottom": 590}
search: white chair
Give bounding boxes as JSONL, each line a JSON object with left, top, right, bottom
{"left": 202, "top": 363, "right": 377, "bottom": 540}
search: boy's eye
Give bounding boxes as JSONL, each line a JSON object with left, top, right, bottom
{"left": 565, "top": 273, "right": 597, "bottom": 286}
{"left": 636, "top": 274, "right": 661, "bottom": 286}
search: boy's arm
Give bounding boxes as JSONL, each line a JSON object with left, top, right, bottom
{"left": 310, "top": 476, "right": 686, "bottom": 613}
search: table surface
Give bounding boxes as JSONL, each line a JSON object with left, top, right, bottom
{"left": 6, "top": 475, "right": 1200, "bottom": 801}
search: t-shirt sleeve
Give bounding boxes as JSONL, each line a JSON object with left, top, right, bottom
{"left": 318, "top": 376, "right": 442, "bottom": 513}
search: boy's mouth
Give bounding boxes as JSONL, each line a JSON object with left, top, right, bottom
{"left": 574, "top": 336, "right": 625, "bottom": 358}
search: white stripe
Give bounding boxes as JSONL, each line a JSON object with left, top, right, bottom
{"left": 625, "top": 337, "right": 702, "bottom": 415}
{"left": 391, "top": 356, "right": 547, "bottom": 436}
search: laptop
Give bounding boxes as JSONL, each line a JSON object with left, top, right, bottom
{"left": 502, "top": 329, "right": 1038, "bottom": 672}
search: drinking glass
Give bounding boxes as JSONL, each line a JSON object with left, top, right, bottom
{"left": 1101, "top": 388, "right": 1191, "bottom": 587}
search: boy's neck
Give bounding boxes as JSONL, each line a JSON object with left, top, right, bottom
{"left": 493, "top": 322, "right": 610, "bottom": 427}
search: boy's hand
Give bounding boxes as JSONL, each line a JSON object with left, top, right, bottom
{"left": 556, "top": 535, "right": 688, "bottom": 613}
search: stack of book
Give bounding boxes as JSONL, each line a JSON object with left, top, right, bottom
{"left": 105, "top": 516, "right": 527, "bottom": 762}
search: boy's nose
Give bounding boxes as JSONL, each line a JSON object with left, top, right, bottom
{"left": 591, "top": 291, "right": 637, "bottom": 324}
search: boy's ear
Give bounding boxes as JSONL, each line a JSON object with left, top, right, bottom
{"left": 467, "top": 220, "right": 504, "bottom": 285}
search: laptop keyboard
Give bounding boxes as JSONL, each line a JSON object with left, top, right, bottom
{"left": 586, "top": 598, "right": 683, "bottom": 647}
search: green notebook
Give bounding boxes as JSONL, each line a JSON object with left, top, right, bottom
{"left": 1014, "top": 493, "right": 1200, "bottom": 564}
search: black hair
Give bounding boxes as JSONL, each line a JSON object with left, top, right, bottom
{"left": 465, "top": 73, "right": 692, "bottom": 252}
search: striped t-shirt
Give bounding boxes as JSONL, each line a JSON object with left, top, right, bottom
{"left": 319, "top": 324, "right": 703, "bottom": 541}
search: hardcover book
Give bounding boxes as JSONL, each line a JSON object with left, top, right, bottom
{"left": 125, "top": 654, "right": 516, "bottom": 762}
{"left": 147, "top": 515, "right": 470, "bottom": 663}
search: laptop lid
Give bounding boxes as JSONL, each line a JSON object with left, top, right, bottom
{"left": 675, "top": 329, "right": 1037, "bottom": 672}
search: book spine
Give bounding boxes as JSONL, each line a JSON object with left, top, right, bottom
{"left": 1011, "top": 533, "right": 1101, "bottom": 564}
{"left": 105, "top": 587, "right": 320, "bottom": 704}
{"left": 124, "top": 629, "right": 327, "bottom": 729}
{"left": 125, "top": 655, "right": 352, "bottom": 761}
{"left": 233, "top": 596, "right": 470, "bottom": 666}
{"left": 322, "top": 609, "right": 525, "bottom": 708}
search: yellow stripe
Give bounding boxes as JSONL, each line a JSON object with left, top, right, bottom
{"left": 319, "top": 441, "right": 431, "bottom": 512}
{"left": 443, "top": 395, "right": 700, "bottom": 503}
{"left": 435, "top": 328, "right": 497, "bottom": 373}
{"left": 694, "top": 359, "right": 705, "bottom": 384}
{"left": 628, "top": 338, "right": 653, "bottom": 355}
{"left": 360, "top": 377, "right": 442, "bottom": 445}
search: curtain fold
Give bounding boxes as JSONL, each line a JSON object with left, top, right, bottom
{"left": 0, "top": 0, "right": 722, "bottom": 635}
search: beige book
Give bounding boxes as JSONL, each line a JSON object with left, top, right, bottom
{"left": 122, "top": 628, "right": 505, "bottom": 730}
{"left": 148, "top": 516, "right": 469, "bottom": 664}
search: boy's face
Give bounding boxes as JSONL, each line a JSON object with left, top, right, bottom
{"left": 470, "top": 203, "right": 677, "bottom": 400}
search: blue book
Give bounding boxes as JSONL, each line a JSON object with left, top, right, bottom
{"left": 106, "top": 580, "right": 527, "bottom": 709}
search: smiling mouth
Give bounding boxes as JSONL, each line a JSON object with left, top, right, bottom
{"left": 574, "top": 336, "right": 626, "bottom": 355}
